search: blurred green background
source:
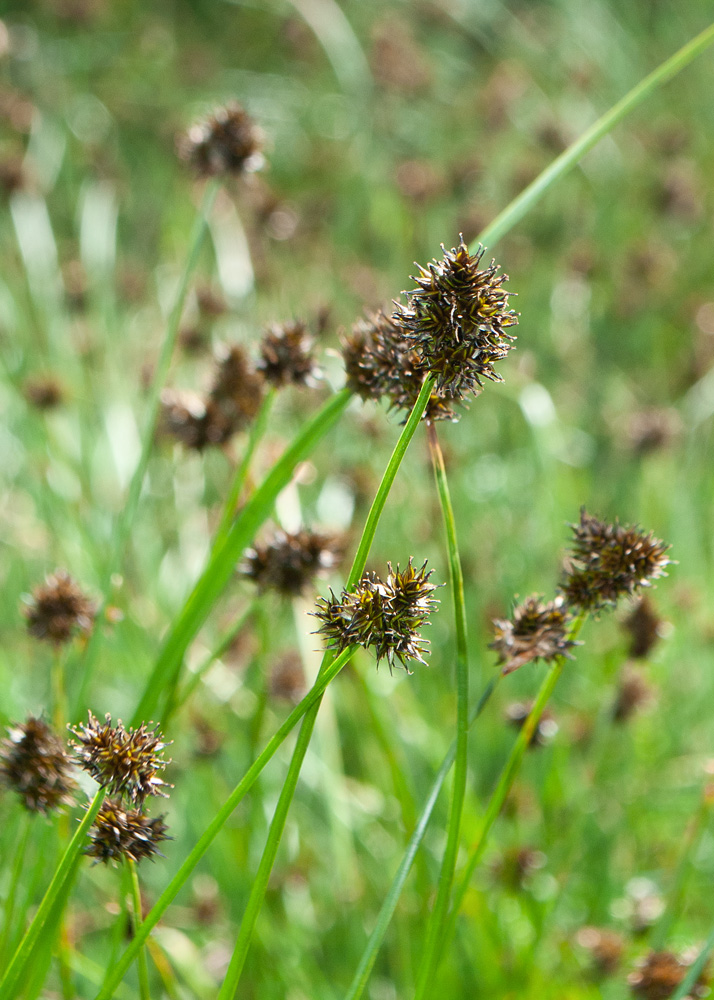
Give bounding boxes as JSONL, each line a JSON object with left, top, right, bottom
{"left": 1, "top": 0, "right": 714, "bottom": 997}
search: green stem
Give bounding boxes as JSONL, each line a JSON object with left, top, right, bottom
{"left": 344, "top": 675, "right": 500, "bottom": 1000}
{"left": 0, "top": 813, "right": 32, "bottom": 970}
{"left": 217, "top": 376, "right": 435, "bottom": 1000}
{"left": 127, "top": 861, "right": 150, "bottom": 1000}
{"left": 473, "top": 23, "right": 714, "bottom": 252}
{"left": 161, "top": 603, "right": 255, "bottom": 728}
{"left": 94, "top": 645, "right": 357, "bottom": 1000}
{"left": 0, "top": 787, "right": 106, "bottom": 1000}
{"left": 130, "top": 386, "right": 352, "bottom": 726}
{"left": 214, "top": 389, "right": 275, "bottom": 549}
{"left": 413, "top": 423, "right": 470, "bottom": 1000}
{"left": 435, "top": 618, "right": 586, "bottom": 985}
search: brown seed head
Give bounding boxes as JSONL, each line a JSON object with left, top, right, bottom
{"left": 622, "top": 596, "right": 665, "bottom": 659}
{"left": 85, "top": 798, "right": 169, "bottom": 865}
{"left": 23, "top": 375, "right": 64, "bottom": 410}
{"left": 490, "top": 595, "right": 576, "bottom": 675}
{"left": 560, "top": 511, "right": 671, "bottom": 614}
{"left": 23, "top": 570, "right": 96, "bottom": 645}
{"left": 576, "top": 926, "right": 625, "bottom": 977}
{"left": 208, "top": 343, "right": 265, "bottom": 433}
{"left": 628, "top": 949, "right": 709, "bottom": 1000}
{"left": 257, "top": 321, "right": 320, "bottom": 388}
{"left": 391, "top": 237, "right": 517, "bottom": 402}
{"left": 613, "top": 666, "right": 655, "bottom": 723}
{"left": 241, "top": 529, "right": 343, "bottom": 597}
{"left": 313, "top": 558, "right": 439, "bottom": 672}
{"left": 69, "top": 713, "right": 172, "bottom": 805}
{"left": 0, "top": 717, "right": 76, "bottom": 814}
{"left": 177, "top": 103, "right": 264, "bottom": 178}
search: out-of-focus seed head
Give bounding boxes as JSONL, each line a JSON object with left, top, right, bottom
{"left": 391, "top": 237, "right": 517, "bottom": 402}
{"left": 490, "top": 595, "right": 576, "bottom": 675}
{"left": 622, "top": 596, "right": 665, "bottom": 659}
{"left": 160, "top": 389, "right": 225, "bottom": 451}
{"left": 492, "top": 845, "right": 546, "bottom": 892}
{"left": 628, "top": 949, "right": 710, "bottom": 999}
{"left": 613, "top": 666, "right": 655, "bottom": 723}
{"left": 69, "top": 713, "right": 172, "bottom": 805}
{"left": 0, "top": 717, "right": 76, "bottom": 814}
{"left": 341, "top": 312, "right": 459, "bottom": 422}
{"left": 23, "top": 570, "right": 96, "bottom": 645}
{"left": 177, "top": 104, "right": 265, "bottom": 178}
{"left": 85, "top": 798, "right": 169, "bottom": 865}
{"left": 313, "top": 558, "right": 439, "bottom": 672}
{"left": 23, "top": 375, "right": 64, "bottom": 410}
{"left": 576, "top": 926, "right": 625, "bottom": 978}
{"left": 560, "top": 510, "right": 671, "bottom": 614}
{"left": 257, "top": 321, "right": 320, "bottom": 388}
{"left": 504, "top": 700, "right": 558, "bottom": 748}
{"left": 209, "top": 343, "right": 265, "bottom": 433}
{"left": 269, "top": 651, "right": 307, "bottom": 703}
{"left": 241, "top": 529, "right": 343, "bottom": 597}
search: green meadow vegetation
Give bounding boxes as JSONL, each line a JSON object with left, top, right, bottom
{"left": 1, "top": 1, "right": 714, "bottom": 998}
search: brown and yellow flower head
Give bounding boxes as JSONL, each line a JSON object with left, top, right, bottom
{"left": 560, "top": 510, "right": 671, "bottom": 613}
{"left": 490, "top": 595, "right": 577, "bottom": 675}
{"left": 628, "top": 949, "right": 710, "bottom": 999}
{"left": 241, "top": 529, "right": 343, "bottom": 597}
{"left": 341, "top": 312, "right": 457, "bottom": 422}
{"left": 177, "top": 103, "right": 264, "bottom": 178}
{"left": 257, "top": 321, "right": 320, "bottom": 388}
{"left": 391, "top": 237, "right": 517, "bottom": 402}
{"left": 69, "top": 713, "right": 171, "bottom": 805}
{"left": 313, "top": 558, "right": 439, "bottom": 672}
{"left": 85, "top": 798, "right": 169, "bottom": 865}
{"left": 0, "top": 717, "right": 76, "bottom": 814}
{"left": 23, "top": 570, "right": 96, "bottom": 645}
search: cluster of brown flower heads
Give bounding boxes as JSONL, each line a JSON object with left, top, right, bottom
{"left": 490, "top": 510, "right": 671, "bottom": 675}
{"left": 161, "top": 321, "right": 320, "bottom": 451}
{"left": 23, "top": 570, "right": 96, "bottom": 646}
{"left": 69, "top": 713, "right": 172, "bottom": 865}
{"left": 342, "top": 238, "right": 518, "bottom": 422}
{"left": 313, "top": 559, "right": 439, "bottom": 672}
{"left": 241, "top": 528, "right": 343, "bottom": 597}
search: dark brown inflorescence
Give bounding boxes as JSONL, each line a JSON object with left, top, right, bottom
{"left": 628, "top": 949, "right": 710, "bottom": 999}
{"left": 177, "top": 103, "right": 264, "bottom": 178}
{"left": 257, "top": 321, "right": 320, "bottom": 388}
{"left": 613, "top": 666, "right": 654, "bottom": 723}
{"left": 313, "top": 558, "right": 438, "bottom": 672}
{"left": 490, "top": 595, "right": 577, "bottom": 675}
{"left": 0, "top": 717, "right": 76, "bottom": 814}
{"left": 622, "top": 596, "right": 664, "bottom": 659}
{"left": 341, "top": 311, "right": 457, "bottom": 422}
{"left": 85, "top": 798, "right": 170, "bottom": 865}
{"left": 576, "top": 926, "right": 625, "bottom": 978}
{"left": 69, "top": 713, "right": 172, "bottom": 804}
{"left": 391, "top": 237, "right": 517, "bottom": 404}
{"left": 23, "top": 375, "right": 64, "bottom": 410}
{"left": 23, "top": 570, "right": 96, "bottom": 645}
{"left": 241, "top": 529, "right": 343, "bottom": 597}
{"left": 560, "top": 510, "right": 671, "bottom": 613}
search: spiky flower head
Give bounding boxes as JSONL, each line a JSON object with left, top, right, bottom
{"left": 313, "top": 558, "right": 439, "bottom": 672}
{"left": 628, "top": 949, "right": 710, "bottom": 999}
{"left": 0, "top": 717, "right": 76, "bottom": 814}
{"left": 341, "top": 312, "right": 457, "bottom": 422}
{"left": 560, "top": 510, "right": 671, "bottom": 614}
{"left": 177, "top": 103, "right": 264, "bottom": 178}
{"left": 85, "top": 798, "right": 169, "bottom": 865}
{"left": 257, "top": 321, "right": 320, "bottom": 388}
{"left": 23, "top": 570, "right": 96, "bottom": 645}
{"left": 241, "top": 529, "right": 343, "bottom": 597}
{"left": 391, "top": 237, "right": 517, "bottom": 401}
{"left": 69, "top": 713, "right": 172, "bottom": 805}
{"left": 490, "top": 595, "right": 576, "bottom": 675}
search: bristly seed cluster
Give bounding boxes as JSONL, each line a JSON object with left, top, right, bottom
{"left": 0, "top": 717, "right": 76, "bottom": 814}
{"left": 85, "top": 798, "right": 170, "bottom": 865}
{"left": 342, "top": 238, "right": 517, "bottom": 422}
{"left": 177, "top": 103, "right": 265, "bottom": 178}
{"left": 69, "top": 713, "right": 171, "bottom": 805}
{"left": 312, "top": 558, "right": 438, "bottom": 672}
{"left": 241, "top": 528, "right": 343, "bottom": 597}
{"left": 490, "top": 595, "right": 577, "bottom": 675}
{"left": 491, "top": 511, "right": 671, "bottom": 675}
{"left": 560, "top": 510, "right": 671, "bottom": 613}
{"left": 257, "top": 321, "right": 320, "bottom": 388}
{"left": 23, "top": 570, "right": 96, "bottom": 646}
